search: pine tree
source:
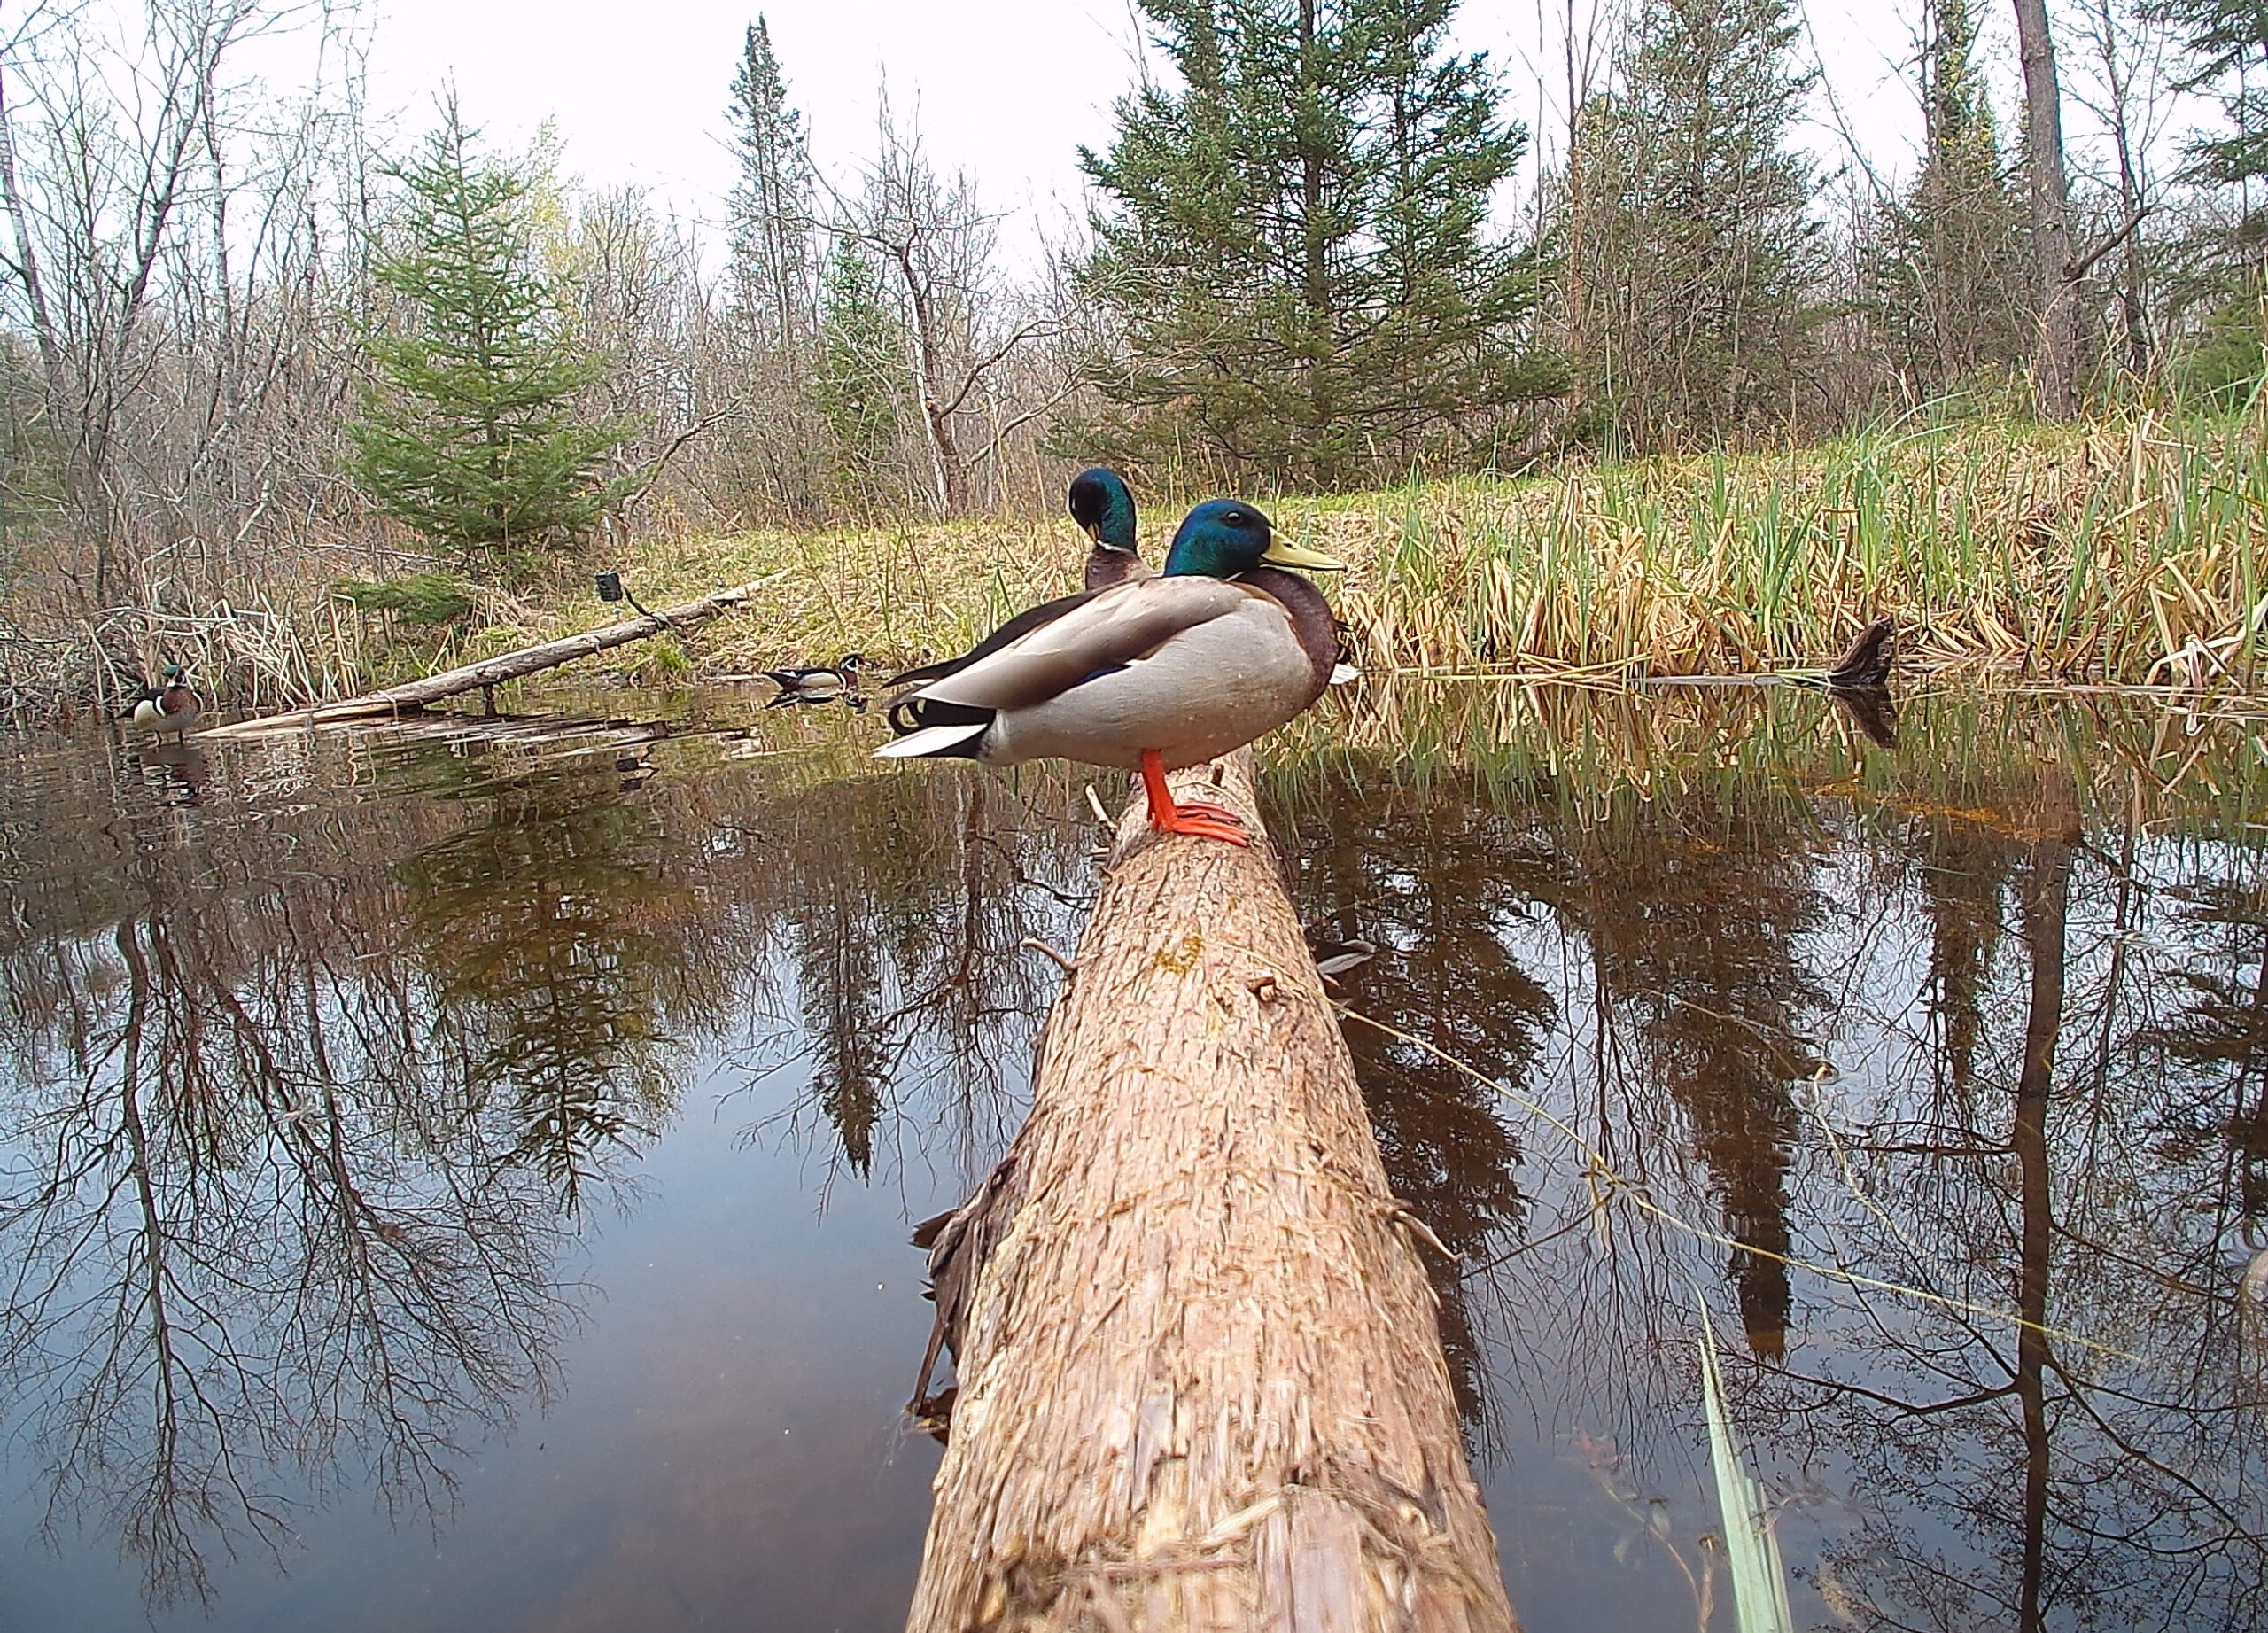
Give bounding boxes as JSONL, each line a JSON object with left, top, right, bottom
{"left": 2160, "top": 0, "right": 2268, "bottom": 184}
{"left": 812, "top": 240, "right": 910, "bottom": 512}
{"left": 346, "top": 103, "right": 641, "bottom": 576}
{"left": 2152, "top": 0, "right": 2268, "bottom": 396}
{"left": 724, "top": 18, "right": 817, "bottom": 353}
{"left": 1076, "top": 0, "right": 1557, "bottom": 489}
{"left": 1875, "top": 0, "right": 2029, "bottom": 395}
{"left": 1561, "top": 0, "right": 1821, "bottom": 444}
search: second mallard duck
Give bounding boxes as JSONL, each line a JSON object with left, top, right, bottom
{"left": 1068, "top": 466, "right": 1153, "bottom": 592}
{"left": 888, "top": 468, "right": 1151, "bottom": 692}
{"left": 876, "top": 500, "right": 1340, "bottom": 845}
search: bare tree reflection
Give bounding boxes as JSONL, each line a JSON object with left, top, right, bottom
{"left": 1746, "top": 772, "right": 2268, "bottom": 1631}
{"left": 0, "top": 735, "right": 735, "bottom": 1604}
{"left": 1, "top": 912, "right": 579, "bottom": 1606}
{"left": 1271, "top": 684, "right": 2268, "bottom": 1629}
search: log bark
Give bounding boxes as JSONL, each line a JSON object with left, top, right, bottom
{"left": 198, "top": 572, "right": 788, "bottom": 739}
{"left": 1824, "top": 617, "right": 1896, "bottom": 688}
{"left": 906, "top": 755, "right": 1518, "bottom": 1633}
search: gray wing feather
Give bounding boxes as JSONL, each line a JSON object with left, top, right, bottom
{"left": 913, "top": 579, "right": 1254, "bottom": 712}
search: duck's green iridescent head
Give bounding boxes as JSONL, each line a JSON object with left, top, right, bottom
{"left": 1162, "top": 499, "right": 1343, "bottom": 579}
{"left": 1068, "top": 467, "right": 1138, "bottom": 552}
{"left": 161, "top": 663, "right": 184, "bottom": 683}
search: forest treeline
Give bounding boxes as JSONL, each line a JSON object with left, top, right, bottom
{"left": 3, "top": 0, "right": 2266, "bottom": 704}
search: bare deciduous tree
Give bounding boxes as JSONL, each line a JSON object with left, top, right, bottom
{"left": 828, "top": 101, "right": 1060, "bottom": 517}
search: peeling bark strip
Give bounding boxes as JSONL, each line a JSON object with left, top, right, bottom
{"left": 197, "top": 572, "right": 788, "bottom": 738}
{"left": 907, "top": 757, "right": 1518, "bottom": 1633}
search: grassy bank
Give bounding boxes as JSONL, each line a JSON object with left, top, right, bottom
{"left": 498, "top": 409, "right": 2262, "bottom": 692}
{"left": 89, "top": 407, "right": 2268, "bottom": 711}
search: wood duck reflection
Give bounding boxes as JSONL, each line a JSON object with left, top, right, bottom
{"left": 131, "top": 742, "right": 209, "bottom": 805}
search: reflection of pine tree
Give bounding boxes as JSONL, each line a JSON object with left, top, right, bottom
{"left": 793, "top": 864, "right": 892, "bottom": 1176}
{"left": 2140, "top": 876, "right": 2268, "bottom": 1221}
{"left": 1265, "top": 765, "right": 1542, "bottom": 1427}
{"left": 750, "top": 765, "right": 1055, "bottom": 1181}
{"left": 1912, "top": 813, "right": 2017, "bottom": 1111}
{"left": 1542, "top": 801, "right": 1825, "bottom": 1357}
{"left": 400, "top": 767, "right": 690, "bottom": 1211}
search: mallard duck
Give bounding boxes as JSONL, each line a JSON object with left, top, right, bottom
{"left": 877, "top": 499, "right": 1340, "bottom": 845}
{"left": 125, "top": 665, "right": 202, "bottom": 738}
{"left": 763, "top": 653, "right": 865, "bottom": 708}
{"left": 1068, "top": 466, "right": 1153, "bottom": 592}
{"left": 887, "top": 470, "right": 1153, "bottom": 692}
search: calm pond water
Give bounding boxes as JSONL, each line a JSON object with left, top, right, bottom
{"left": 1, "top": 679, "right": 2264, "bottom": 1631}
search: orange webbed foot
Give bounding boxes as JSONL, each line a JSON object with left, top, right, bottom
{"left": 1139, "top": 749, "right": 1251, "bottom": 844}
{"left": 1152, "top": 805, "right": 1251, "bottom": 845}
{"left": 1171, "top": 798, "right": 1245, "bottom": 828}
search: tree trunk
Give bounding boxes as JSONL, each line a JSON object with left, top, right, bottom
{"left": 1297, "top": 0, "right": 1332, "bottom": 478}
{"left": 905, "top": 755, "right": 1518, "bottom": 1633}
{"left": 895, "top": 245, "right": 971, "bottom": 517}
{"left": 2013, "top": 0, "right": 2078, "bottom": 417}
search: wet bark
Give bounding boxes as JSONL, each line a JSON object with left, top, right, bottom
{"left": 905, "top": 755, "right": 1517, "bottom": 1633}
{"left": 1825, "top": 618, "right": 1896, "bottom": 689}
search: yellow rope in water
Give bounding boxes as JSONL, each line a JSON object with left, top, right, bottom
{"left": 1334, "top": 1004, "right": 2142, "bottom": 1365}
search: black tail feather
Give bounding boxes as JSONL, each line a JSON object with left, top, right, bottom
{"left": 887, "top": 693, "right": 994, "bottom": 755}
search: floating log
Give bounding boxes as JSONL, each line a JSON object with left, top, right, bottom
{"left": 906, "top": 755, "right": 1518, "bottom": 1633}
{"left": 198, "top": 572, "right": 788, "bottom": 739}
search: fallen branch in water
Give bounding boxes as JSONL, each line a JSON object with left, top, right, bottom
{"left": 198, "top": 572, "right": 790, "bottom": 738}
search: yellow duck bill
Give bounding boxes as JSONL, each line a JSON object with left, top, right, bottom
{"left": 1261, "top": 537, "right": 1344, "bottom": 570}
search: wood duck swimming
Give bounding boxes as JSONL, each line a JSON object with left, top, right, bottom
{"left": 764, "top": 654, "right": 865, "bottom": 708}
{"left": 125, "top": 665, "right": 202, "bottom": 739}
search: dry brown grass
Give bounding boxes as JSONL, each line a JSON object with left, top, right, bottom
{"left": 19, "top": 408, "right": 2266, "bottom": 716}
{"left": 553, "top": 409, "right": 2268, "bottom": 691}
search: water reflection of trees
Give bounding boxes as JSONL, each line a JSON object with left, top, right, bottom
{"left": 1270, "top": 685, "right": 2268, "bottom": 1629}
{"left": 9, "top": 685, "right": 2267, "bottom": 1623}
{"left": 0, "top": 724, "right": 1082, "bottom": 1605}
{"left": 1267, "top": 766, "right": 1543, "bottom": 1432}
{"left": 732, "top": 762, "right": 1088, "bottom": 1184}
{"left": 399, "top": 769, "right": 716, "bottom": 1209}
{"left": 0, "top": 758, "right": 589, "bottom": 1604}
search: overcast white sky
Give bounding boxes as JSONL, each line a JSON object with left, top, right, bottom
{"left": 346, "top": 0, "right": 2184, "bottom": 265}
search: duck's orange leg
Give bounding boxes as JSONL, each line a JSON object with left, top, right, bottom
{"left": 1140, "top": 750, "right": 1249, "bottom": 845}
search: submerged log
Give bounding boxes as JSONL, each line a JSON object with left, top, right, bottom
{"left": 906, "top": 756, "right": 1517, "bottom": 1633}
{"left": 198, "top": 572, "right": 788, "bottom": 739}
{"left": 1824, "top": 617, "right": 1897, "bottom": 689}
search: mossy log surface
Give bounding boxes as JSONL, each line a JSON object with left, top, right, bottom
{"left": 907, "top": 755, "right": 1518, "bottom": 1633}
